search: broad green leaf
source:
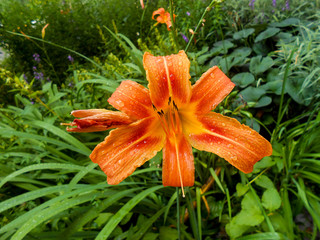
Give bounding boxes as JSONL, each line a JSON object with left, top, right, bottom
{"left": 236, "top": 183, "right": 249, "bottom": 197}
{"left": 249, "top": 56, "right": 274, "bottom": 75}
{"left": 226, "top": 219, "right": 250, "bottom": 239}
{"left": 270, "top": 18, "right": 300, "bottom": 27}
{"left": 262, "top": 188, "right": 282, "bottom": 211}
{"left": 232, "top": 72, "right": 255, "bottom": 88}
{"left": 233, "top": 28, "right": 255, "bottom": 40}
{"left": 253, "top": 157, "right": 276, "bottom": 173}
{"left": 159, "top": 226, "right": 178, "bottom": 240}
{"left": 211, "top": 40, "right": 234, "bottom": 55}
{"left": 255, "top": 96, "right": 272, "bottom": 108}
{"left": 255, "top": 28, "right": 280, "bottom": 42}
{"left": 255, "top": 175, "right": 274, "bottom": 189}
{"left": 240, "top": 87, "right": 266, "bottom": 102}
{"left": 226, "top": 192, "right": 264, "bottom": 238}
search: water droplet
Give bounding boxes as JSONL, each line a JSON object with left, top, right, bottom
{"left": 168, "top": 62, "right": 172, "bottom": 66}
{"left": 117, "top": 101, "right": 124, "bottom": 107}
{"left": 210, "top": 73, "right": 215, "bottom": 78}
{"left": 169, "top": 73, "right": 174, "bottom": 78}
{"left": 178, "top": 61, "right": 182, "bottom": 66}
{"left": 210, "top": 142, "right": 213, "bottom": 146}
{"left": 217, "top": 141, "right": 221, "bottom": 144}
{"left": 222, "top": 123, "right": 226, "bottom": 127}
{"left": 143, "top": 140, "right": 147, "bottom": 144}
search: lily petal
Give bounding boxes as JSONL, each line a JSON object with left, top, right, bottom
{"left": 108, "top": 80, "right": 154, "bottom": 120}
{"left": 187, "top": 112, "right": 272, "bottom": 173}
{"left": 191, "top": 66, "right": 235, "bottom": 114}
{"left": 143, "top": 51, "right": 191, "bottom": 109}
{"left": 63, "top": 110, "right": 132, "bottom": 132}
{"left": 90, "top": 117, "right": 165, "bottom": 184}
{"left": 162, "top": 134, "right": 194, "bottom": 187}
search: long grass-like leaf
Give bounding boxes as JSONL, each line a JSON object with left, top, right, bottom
{"left": 236, "top": 232, "right": 289, "bottom": 240}
{"left": 0, "top": 129, "right": 88, "bottom": 155}
{"left": 95, "top": 185, "right": 163, "bottom": 240}
{"left": 0, "top": 163, "right": 101, "bottom": 188}
{"left": 132, "top": 207, "right": 166, "bottom": 240}
{"left": 11, "top": 189, "right": 124, "bottom": 240}
{"left": 27, "top": 120, "right": 91, "bottom": 155}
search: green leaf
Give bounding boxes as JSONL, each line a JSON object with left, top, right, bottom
{"left": 253, "top": 157, "right": 276, "bottom": 172}
{"left": 255, "top": 175, "right": 274, "bottom": 189}
{"left": 236, "top": 183, "right": 249, "bottom": 197}
{"left": 255, "top": 28, "right": 280, "bottom": 42}
{"left": 96, "top": 185, "right": 163, "bottom": 240}
{"left": 270, "top": 18, "right": 300, "bottom": 27}
{"left": 237, "top": 232, "right": 289, "bottom": 240}
{"left": 262, "top": 188, "right": 282, "bottom": 211}
{"left": 233, "top": 28, "right": 255, "bottom": 40}
{"left": 159, "top": 226, "right": 178, "bottom": 240}
{"left": 232, "top": 72, "right": 255, "bottom": 88}
{"left": 255, "top": 96, "right": 272, "bottom": 108}
{"left": 249, "top": 56, "right": 274, "bottom": 75}
{"left": 211, "top": 40, "right": 234, "bottom": 55}
{"left": 226, "top": 192, "right": 264, "bottom": 238}
{"left": 240, "top": 87, "right": 266, "bottom": 102}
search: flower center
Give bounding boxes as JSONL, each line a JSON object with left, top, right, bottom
{"left": 153, "top": 97, "right": 185, "bottom": 196}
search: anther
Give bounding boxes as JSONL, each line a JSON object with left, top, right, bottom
{"left": 168, "top": 96, "right": 172, "bottom": 105}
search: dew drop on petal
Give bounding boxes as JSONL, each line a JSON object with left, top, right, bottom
{"left": 178, "top": 61, "right": 182, "bottom": 66}
{"left": 222, "top": 123, "right": 226, "bottom": 127}
{"left": 210, "top": 73, "right": 215, "bottom": 78}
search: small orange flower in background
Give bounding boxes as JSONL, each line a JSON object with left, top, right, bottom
{"left": 152, "top": 8, "right": 176, "bottom": 31}
{"left": 63, "top": 51, "right": 272, "bottom": 192}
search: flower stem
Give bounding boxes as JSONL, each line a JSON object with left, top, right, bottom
{"left": 176, "top": 187, "right": 181, "bottom": 240}
{"left": 271, "top": 48, "right": 296, "bottom": 143}
{"left": 169, "top": 0, "right": 179, "bottom": 52}
{"left": 184, "top": 0, "right": 216, "bottom": 53}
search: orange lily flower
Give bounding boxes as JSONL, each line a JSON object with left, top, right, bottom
{"left": 63, "top": 51, "right": 272, "bottom": 191}
{"left": 152, "top": 8, "right": 176, "bottom": 31}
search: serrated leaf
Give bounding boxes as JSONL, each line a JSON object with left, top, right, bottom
{"left": 255, "top": 28, "right": 280, "bottom": 42}
{"left": 233, "top": 28, "right": 255, "bottom": 40}
{"left": 262, "top": 188, "right": 282, "bottom": 211}
{"left": 255, "top": 175, "right": 274, "bottom": 189}
{"left": 249, "top": 56, "right": 274, "bottom": 75}
{"left": 232, "top": 72, "right": 255, "bottom": 88}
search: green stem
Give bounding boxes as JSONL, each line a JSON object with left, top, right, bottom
{"left": 185, "top": 0, "right": 216, "bottom": 53}
{"left": 176, "top": 187, "right": 181, "bottom": 240}
{"left": 169, "top": 0, "right": 179, "bottom": 51}
{"left": 272, "top": 48, "right": 296, "bottom": 143}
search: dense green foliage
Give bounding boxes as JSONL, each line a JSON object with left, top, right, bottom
{"left": 0, "top": 0, "right": 320, "bottom": 239}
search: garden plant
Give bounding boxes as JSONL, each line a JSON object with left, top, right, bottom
{"left": 0, "top": 0, "right": 319, "bottom": 239}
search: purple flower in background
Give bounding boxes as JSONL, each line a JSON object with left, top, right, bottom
{"left": 34, "top": 72, "right": 44, "bottom": 80}
{"left": 186, "top": 11, "right": 190, "bottom": 16}
{"left": 180, "top": 33, "right": 189, "bottom": 43}
{"left": 31, "top": 100, "right": 35, "bottom": 104}
{"left": 67, "top": 55, "right": 74, "bottom": 63}
{"left": 23, "top": 74, "right": 28, "bottom": 82}
{"left": 47, "top": 77, "right": 51, "bottom": 82}
{"left": 285, "top": 0, "right": 290, "bottom": 10}
{"left": 32, "top": 66, "right": 37, "bottom": 71}
{"left": 272, "top": 0, "right": 276, "bottom": 7}
{"left": 33, "top": 53, "right": 40, "bottom": 63}
{"left": 249, "top": 0, "right": 255, "bottom": 9}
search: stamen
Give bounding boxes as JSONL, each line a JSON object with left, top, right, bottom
{"left": 173, "top": 134, "right": 185, "bottom": 197}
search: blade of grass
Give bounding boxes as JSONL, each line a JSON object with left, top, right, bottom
{"left": 196, "top": 187, "right": 202, "bottom": 240}
{"left": 185, "top": 187, "right": 200, "bottom": 240}
{"left": 95, "top": 185, "right": 163, "bottom": 240}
